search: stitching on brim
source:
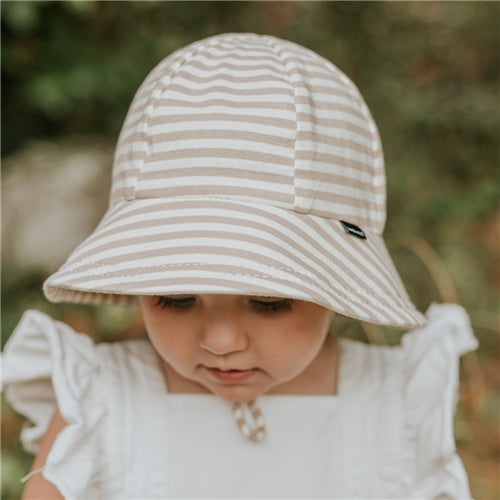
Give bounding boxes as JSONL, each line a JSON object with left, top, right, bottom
{"left": 53, "top": 261, "right": 415, "bottom": 311}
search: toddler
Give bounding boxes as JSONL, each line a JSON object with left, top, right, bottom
{"left": 3, "top": 33, "right": 477, "bottom": 499}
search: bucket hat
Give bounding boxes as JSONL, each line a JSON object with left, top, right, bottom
{"left": 44, "top": 33, "right": 426, "bottom": 328}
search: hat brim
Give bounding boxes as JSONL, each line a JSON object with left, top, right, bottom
{"left": 44, "top": 197, "right": 426, "bottom": 328}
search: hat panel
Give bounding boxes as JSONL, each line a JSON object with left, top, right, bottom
{"left": 109, "top": 44, "right": 197, "bottom": 204}
{"left": 130, "top": 36, "right": 297, "bottom": 209}
{"left": 109, "top": 32, "right": 386, "bottom": 230}
{"left": 284, "top": 53, "right": 384, "bottom": 230}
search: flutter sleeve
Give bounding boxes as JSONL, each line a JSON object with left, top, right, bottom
{"left": 400, "top": 303, "right": 478, "bottom": 499}
{"left": 2, "top": 310, "right": 106, "bottom": 499}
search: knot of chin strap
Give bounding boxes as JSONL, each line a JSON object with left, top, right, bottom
{"left": 232, "top": 400, "right": 266, "bottom": 442}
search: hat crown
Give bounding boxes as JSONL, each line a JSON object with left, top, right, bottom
{"left": 111, "top": 33, "right": 386, "bottom": 233}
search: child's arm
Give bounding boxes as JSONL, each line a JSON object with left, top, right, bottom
{"left": 21, "top": 408, "right": 67, "bottom": 500}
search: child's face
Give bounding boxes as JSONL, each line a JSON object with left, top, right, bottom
{"left": 139, "top": 295, "right": 335, "bottom": 402}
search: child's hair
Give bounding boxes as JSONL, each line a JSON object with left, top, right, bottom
{"left": 43, "top": 33, "right": 425, "bottom": 329}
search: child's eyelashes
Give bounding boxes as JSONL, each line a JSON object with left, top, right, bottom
{"left": 154, "top": 295, "right": 295, "bottom": 314}
{"left": 249, "top": 297, "right": 295, "bottom": 314}
{"left": 156, "top": 295, "right": 196, "bottom": 310}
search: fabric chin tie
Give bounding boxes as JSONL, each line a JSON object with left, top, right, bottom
{"left": 232, "top": 400, "right": 266, "bottom": 442}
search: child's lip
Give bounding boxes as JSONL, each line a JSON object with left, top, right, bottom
{"left": 204, "top": 366, "right": 257, "bottom": 383}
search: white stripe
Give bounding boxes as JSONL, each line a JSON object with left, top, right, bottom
{"left": 136, "top": 176, "right": 293, "bottom": 193}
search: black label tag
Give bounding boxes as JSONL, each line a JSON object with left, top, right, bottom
{"left": 340, "top": 221, "right": 366, "bottom": 239}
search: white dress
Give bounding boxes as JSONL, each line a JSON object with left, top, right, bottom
{"left": 2, "top": 304, "right": 477, "bottom": 499}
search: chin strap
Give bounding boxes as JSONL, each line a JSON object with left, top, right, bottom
{"left": 232, "top": 400, "right": 266, "bottom": 442}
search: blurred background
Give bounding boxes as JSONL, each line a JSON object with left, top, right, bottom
{"left": 1, "top": 1, "right": 499, "bottom": 498}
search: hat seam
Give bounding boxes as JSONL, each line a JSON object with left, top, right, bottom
{"left": 134, "top": 41, "right": 209, "bottom": 202}
{"left": 51, "top": 261, "right": 414, "bottom": 310}
{"left": 117, "top": 195, "right": 372, "bottom": 225}
{"left": 269, "top": 38, "right": 300, "bottom": 214}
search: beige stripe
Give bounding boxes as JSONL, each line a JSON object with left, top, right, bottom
{"left": 279, "top": 52, "right": 330, "bottom": 66}
{"left": 288, "top": 67, "right": 345, "bottom": 84}
{"left": 297, "top": 130, "right": 375, "bottom": 156}
{"left": 110, "top": 187, "right": 136, "bottom": 200}
{"left": 185, "top": 59, "right": 288, "bottom": 76}
{"left": 174, "top": 69, "right": 289, "bottom": 85}
{"left": 295, "top": 95, "right": 366, "bottom": 121}
{"left": 112, "top": 167, "right": 141, "bottom": 184}
{"left": 295, "top": 150, "right": 374, "bottom": 175}
{"left": 138, "top": 167, "right": 292, "bottom": 184}
{"left": 144, "top": 148, "right": 293, "bottom": 167}
{"left": 149, "top": 112, "right": 296, "bottom": 130}
{"left": 156, "top": 98, "right": 295, "bottom": 112}
{"left": 189, "top": 50, "right": 285, "bottom": 64}
{"left": 294, "top": 80, "right": 354, "bottom": 100}
{"left": 141, "top": 129, "right": 295, "bottom": 148}
{"left": 296, "top": 113, "right": 370, "bottom": 138}
{"left": 294, "top": 187, "right": 371, "bottom": 209}
{"left": 162, "top": 83, "right": 294, "bottom": 97}
{"left": 205, "top": 44, "right": 285, "bottom": 58}
{"left": 117, "top": 131, "right": 148, "bottom": 146}
{"left": 295, "top": 170, "right": 378, "bottom": 193}
{"left": 113, "top": 150, "right": 147, "bottom": 166}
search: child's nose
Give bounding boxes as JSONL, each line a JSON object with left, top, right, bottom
{"left": 199, "top": 309, "right": 249, "bottom": 356}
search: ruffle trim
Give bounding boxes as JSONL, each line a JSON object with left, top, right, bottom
{"left": 2, "top": 310, "right": 106, "bottom": 498}
{"left": 397, "top": 303, "right": 477, "bottom": 498}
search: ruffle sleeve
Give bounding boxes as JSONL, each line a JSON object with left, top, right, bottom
{"left": 2, "top": 310, "right": 106, "bottom": 499}
{"left": 400, "top": 303, "right": 478, "bottom": 499}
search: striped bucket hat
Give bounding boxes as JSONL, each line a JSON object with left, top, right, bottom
{"left": 44, "top": 33, "right": 426, "bottom": 328}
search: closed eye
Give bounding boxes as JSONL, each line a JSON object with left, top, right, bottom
{"left": 249, "top": 297, "right": 295, "bottom": 314}
{"left": 156, "top": 295, "right": 196, "bottom": 310}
